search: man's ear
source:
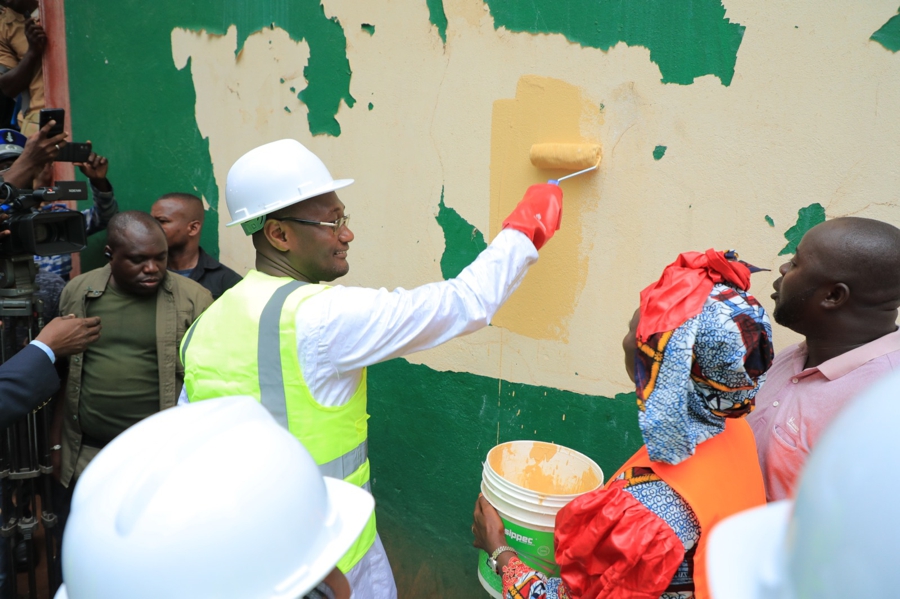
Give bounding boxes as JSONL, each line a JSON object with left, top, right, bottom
{"left": 103, "top": 245, "right": 113, "bottom": 260}
{"left": 263, "top": 219, "right": 290, "bottom": 252}
{"left": 187, "top": 220, "right": 202, "bottom": 238}
{"left": 822, "top": 282, "right": 850, "bottom": 310}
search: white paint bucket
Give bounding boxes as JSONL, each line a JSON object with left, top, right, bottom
{"left": 477, "top": 440, "right": 603, "bottom": 597}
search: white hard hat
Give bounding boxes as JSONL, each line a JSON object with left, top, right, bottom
{"left": 225, "top": 139, "right": 353, "bottom": 234}
{"left": 55, "top": 396, "right": 374, "bottom": 599}
{"left": 708, "top": 370, "right": 900, "bottom": 599}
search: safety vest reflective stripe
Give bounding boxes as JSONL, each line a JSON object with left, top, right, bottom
{"left": 257, "top": 279, "right": 308, "bottom": 428}
{"left": 181, "top": 271, "right": 375, "bottom": 572}
{"left": 319, "top": 439, "right": 368, "bottom": 480}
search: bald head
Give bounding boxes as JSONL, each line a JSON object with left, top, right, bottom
{"left": 104, "top": 211, "right": 168, "bottom": 296}
{"left": 157, "top": 193, "right": 205, "bottom": 224}
{"left": 802, "top": 217, "right": 900, "bottom": 307}
{"left": 772, "top": 216, "right": 900, "bottom": 345}
{"left": 107, "top": 211, "right": 166, "bottom": 251}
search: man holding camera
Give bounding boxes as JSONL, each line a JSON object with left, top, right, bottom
{"left": 0, "top": 125, "right": 120, "bottom": 279}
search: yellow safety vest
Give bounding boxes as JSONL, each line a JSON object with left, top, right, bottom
{"left": 180, "top": 270, "right": 375, "bottom": 572}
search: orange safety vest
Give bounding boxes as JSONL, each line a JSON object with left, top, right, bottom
{"left": 606, "top": 418, "right": 765, "bottom": 599}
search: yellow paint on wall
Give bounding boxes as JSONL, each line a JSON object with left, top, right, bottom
{"left": 489, "top": 75, "right": 601, "bottom": 341}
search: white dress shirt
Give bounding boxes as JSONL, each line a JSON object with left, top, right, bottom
{"left": 179, "top": 228, "right": 537, "bottom": 406}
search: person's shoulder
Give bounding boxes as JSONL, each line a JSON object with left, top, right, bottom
{"left": 64, "top": 265, "right": 111, "bottom": 293}
{"left": 168, "top": 271, "right": 210, "bottom": 295}
{"left": 168, "top": 272, "right": 213, "bottom": 308}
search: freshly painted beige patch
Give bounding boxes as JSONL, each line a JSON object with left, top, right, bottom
{"left": 489, "top": 75, "right": 601, "bottom": 341}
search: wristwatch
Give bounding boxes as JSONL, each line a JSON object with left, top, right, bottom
{"left": 486, "top": 545, "right": 517, "bottom": 575}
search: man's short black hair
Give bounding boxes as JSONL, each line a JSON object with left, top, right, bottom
{"left": 157, "top": 192, "right": 205, "bottom": 224}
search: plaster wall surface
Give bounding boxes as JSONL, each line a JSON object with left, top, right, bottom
{"left": 65, "top": 1, "right": 900, "bottom": 596}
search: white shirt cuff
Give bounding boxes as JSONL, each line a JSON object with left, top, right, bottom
{"left": 29, "top": 340, "right": 56, "bottom": 364}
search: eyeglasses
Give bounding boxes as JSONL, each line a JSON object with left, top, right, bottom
{"left": 276, "top": 215, "right": 351, "bottom": 235}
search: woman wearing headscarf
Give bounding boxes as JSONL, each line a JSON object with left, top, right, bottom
{"left": 472, "top": 250, "right": 774, "bottom": 599}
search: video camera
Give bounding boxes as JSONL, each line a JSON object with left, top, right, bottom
{"left": 0, "top": 180, "right": 89, "bottom": 595}
{"left": 0, "top": 180, "right": 88, "bottom": 257}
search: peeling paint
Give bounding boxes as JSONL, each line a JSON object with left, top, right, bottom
{"left": 653, "top": 145, "right": 667, "bottom": 160}
{"left": 779, "top": 203, "right": 826, "bottom": 256}
{"left": 66, "top": 3, "right": 221, "bottom": 268}
{"left": 765, "top": 215, "right": 775, "bottom": 227}
{"left": 483, "top": 0, "right": 745, "bottom": 86}
{"left": 361, "top": 23, "right": 376, "bottom": 36}
{"left": 178, "top": 1, "right": 355, "bottom": 136}
{"left": 427, "top": 0, "right": 449, "bottom": 44}
{"left": 872, "top": 7, "right": 900, "bottom": 52}
{"left": 436, "top": 187, "right": 488, "bottom": 280}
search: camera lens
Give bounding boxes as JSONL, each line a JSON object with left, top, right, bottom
{"left": 32, "top": 224, "right": 59, "bottom": 244}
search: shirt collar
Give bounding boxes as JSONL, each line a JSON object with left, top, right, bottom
{"left": 194, "top": 247, "right": 221, "bottom": 272}
{"left": 798, "top": 328, "right": 900, "bottom": 381}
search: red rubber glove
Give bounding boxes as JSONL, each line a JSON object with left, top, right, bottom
{"left": 501, "top": 183, "right": 563, "bottom": 250}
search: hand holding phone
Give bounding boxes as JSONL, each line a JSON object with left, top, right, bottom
{"left": 39, "top": 108, "right": 65, "bottom": 138}
{"left": 57, "top": 142, "right": 92, "bottom": 163}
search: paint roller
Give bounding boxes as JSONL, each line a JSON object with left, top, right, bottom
{"left": 529, "top": 143, "right": 602, "bottom": 185}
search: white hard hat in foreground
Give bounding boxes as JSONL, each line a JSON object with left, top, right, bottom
{"left": 225, "top": 139, "right": 353, "bottom": 233}
{"left": 708, "top": 370, "right": 900, "bottom": 599}
{"left": 55, "top": 396, "right": 374, "bottom": 599}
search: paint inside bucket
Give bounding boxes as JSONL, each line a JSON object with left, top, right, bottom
{"left": 476, "top": 440, "right": 603, "bottom": 597}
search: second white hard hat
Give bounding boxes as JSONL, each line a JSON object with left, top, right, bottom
{"left": 56, "top": 396, "right": 374, "bottom": 599}
{"left": 225, "top": 139, "right": 353, "bottom": 233}
{"left": 708, "top": 370, "right": 900, "bottom": 599}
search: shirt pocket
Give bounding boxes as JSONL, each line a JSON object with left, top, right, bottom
{"left": 772, "top": 424, "right": 799, "bottom": 449}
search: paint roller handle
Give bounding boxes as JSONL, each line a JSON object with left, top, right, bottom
{"left": 501, "top": 183, "right": 563, "bottom": 251}
{"left": 548, "top": 164, "right": 598, "bottom": 185}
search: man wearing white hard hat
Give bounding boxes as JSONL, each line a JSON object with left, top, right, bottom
{"left": 177, "top": 139, "right": 564, "bottom": 598}
{"left": 707, "top": 369, "right": 900, "bottom": 599}
{"left": 56, "top": 396, "right": 372, "bottom": 599}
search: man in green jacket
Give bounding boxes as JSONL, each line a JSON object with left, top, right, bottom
{"left": 53, "top": 211, "right": 212, "bottom": 489}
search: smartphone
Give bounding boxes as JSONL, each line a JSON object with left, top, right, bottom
{"left": 39, "top": 108, "right": 65, "bottom": 137}
{"left": 56, "top": 142, "right": 91, "bottom": 163}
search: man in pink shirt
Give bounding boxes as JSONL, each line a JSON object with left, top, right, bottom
{"left": 748, "top": 217, "right": 900, "bottom": 501}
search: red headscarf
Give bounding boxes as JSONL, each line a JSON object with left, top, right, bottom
{"left": 636, "top": 249, "right": 752, "bottom": 342}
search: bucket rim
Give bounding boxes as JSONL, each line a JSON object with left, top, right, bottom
{"left": 484, "top": 440, "right": 604, "bottom": 498}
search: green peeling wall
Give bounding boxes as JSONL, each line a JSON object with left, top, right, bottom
{"left": 66, "top": 4, "right": 219, "bottom": 270}
{"left": 484, "top": 0, "right": 745, "bottom": 85}
{"left": 63, "top": 1, "right": 900, "bottom": 597}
